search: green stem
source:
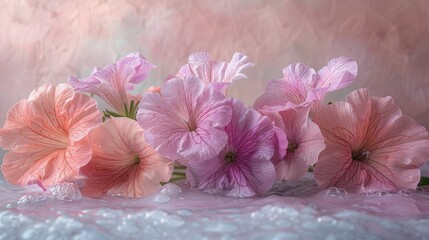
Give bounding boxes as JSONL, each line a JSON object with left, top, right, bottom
{"left": 164, "top": 163, "right": 188, "bottom": 184}
{"left": 419, "top": 176, "right": 429, "bottom": 186}
{"left": 103, "top": 100, "right": 140, "bottom": 121}
{"left": 123, "top": 100, "right": 139, "bottom": 120}
{"left": 171, "top": 172, "right": 186, "bottom": 176}
{"left": 174, "top": 163, "right": 187, "bottom": 170}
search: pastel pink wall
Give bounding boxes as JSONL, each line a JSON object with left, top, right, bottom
{"left": 1, "top": 0, "right": 429, "bottom": 130}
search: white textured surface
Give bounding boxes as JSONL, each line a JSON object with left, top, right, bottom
{"left": 1, "top": 175, "right": 429, "bottom": 239}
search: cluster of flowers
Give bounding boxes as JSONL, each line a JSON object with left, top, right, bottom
{"left": 1, "top": 52, "right": 429, "bottom": 198}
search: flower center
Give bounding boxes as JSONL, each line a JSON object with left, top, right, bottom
{"left": 224, "top": 151, "right": 236, "bottom": 163}
{"left": 287, "top": 142, "right": 298, "bottom": 153}
{"left": 133, "top": 155, "right": 141, "bottom": 164}
{"left": 352, "top": 150, "right": 370, "bottom": 161}
{"left": 186, "top": 120, "right": 197, "bottom": 132}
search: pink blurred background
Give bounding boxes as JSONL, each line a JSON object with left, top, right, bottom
{"left": 1, "top": 1, "right": 428, "bottom": 151}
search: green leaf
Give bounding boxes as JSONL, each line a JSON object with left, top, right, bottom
{"left": 418, "top": 176, "right": 429, "bottom": 186}
{"left": 104, "top": 110, "right": 124, "bottom": 118}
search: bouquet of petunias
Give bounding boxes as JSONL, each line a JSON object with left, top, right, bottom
{"left": 1, "top": 52, "right": 429, "bottom": 198}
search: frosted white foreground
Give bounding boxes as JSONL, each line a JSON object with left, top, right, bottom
{"left": 1, "top": 174, "right": 429, "bottom": 240}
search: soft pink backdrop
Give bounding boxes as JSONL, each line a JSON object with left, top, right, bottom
{"left": 1, "top": 1, "right": 428, "bottom": 127}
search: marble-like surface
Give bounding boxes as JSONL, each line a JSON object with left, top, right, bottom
{"left": 1, "top": 174, "right": 428, "bottom": 240}
{"left": 1, "top": 0, "right": 429, "bottom": 129}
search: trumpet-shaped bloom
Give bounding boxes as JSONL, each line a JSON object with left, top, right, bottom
{"left": 177, "top": 52, "right": 254, "bottom": 93}
{"left": 137, "top": 76, "right": 232, "bottom": 163}
{"left": 254, "top": 57, "right": 357, "bottom": 116}
{"left": 186, "top": 99, "right": 275, "bottom": 197}
{"left": 68, "top": 52, "right": 155, "bottom": 115}
{"left": 261, "top": 103, "right": 325, "bottom": 180}
{"left": 81, "top": 118, "right": 173, "bottom": 198}
{"left": 0, "top": 84, "right": 101, "bottom": 188}
{"left": 314, "top": 88, "right": 429, "bottom": 192}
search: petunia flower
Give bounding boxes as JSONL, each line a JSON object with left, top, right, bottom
{"left": 254, "top": 57, "right": 357, "bottom": 117}
{"left": 261, "top": 103, "right": 325, "bottom": 180}
{"left": 137, "top": 76, "right": 232, "bottom": 163}
{"left": 81, "top": 117, "right": 173, "bottom": 198}
{"left": 176, "top": 52, "right": 254, "bottom": 94}
{"left": 313, "top": 88, "right": 429, "bottom": 192}
{"left": 0, "top": 84, "right": 101, "bottom": 188}
{"left": 186, "top": 98, "right": 276, "bottom": 197}
{"left": 68, "top": 52, "right": 155, "bottom": 117}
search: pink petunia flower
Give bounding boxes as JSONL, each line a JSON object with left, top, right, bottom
{"left": 254, "top": 57, "right": 357, "bottom": 116}
{"left": 81, "top": 117, "right": 173, "bottom": 198}
{"left": 68, "top": 52, "right": 155, "bottom": 116}
{"left": 177, "top": 52, "right": 254, "bottom": 94}
{"left": 137, "top": 76, "right": 232, "bottom": 163}
{"left": 314, "top": 88, "right": 429, "bottom": 192}
{"left": 261, "top": 103, "right": 325, "bottom": 180}
{"left": 186, "top": 98, "right": 276, "bottom": 197}
{"left": 0, "top": 84, "right": 101, "bottom": 188}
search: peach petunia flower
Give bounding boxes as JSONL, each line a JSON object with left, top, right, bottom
{"left": 314, "top": 88, "right": 429, "bottom": 192}
{"left": 0, "top": 84, "right": 101, "bottom": 188}
{"left": 81, "top": 117, "right": 173, "bottom": 198}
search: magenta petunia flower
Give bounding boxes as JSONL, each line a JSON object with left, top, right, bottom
{"left": 81, "top": 117, "right": 173, "bottom": 198}
{"left": 176, "top": 52, "right": 254, "bottom": 94}
{"left": 314, "top": 88, "right": 429, "bottom": 192}
{"left": 186, "top": 98, "right": 276, "bottom": 197}
{"left": 68, "top": 52, "right": 155, "bottom": 116}
{"left": 137, "top": 76, "right": 232, "bottom": 163}
{"left": 0, "top": 84, "right": 101, "bottom": 188}
{"left": 261, "top": 103, "right": 325, "bottom": 180}
{"left": 254, "top": 57, "right": 357, "bottom": 116}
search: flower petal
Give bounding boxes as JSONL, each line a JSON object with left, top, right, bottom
{"left": 117, "top": 52, "right": 156, "bottom": 85}
{"left": 275, "top": 152, "right": 309, "bottom": 180}
{"left": 271, "top": 126, "right": 288, "bottom": 167}
{"left": 137, "top": 76, "right": 231, "bottom": 162}
{"left": 315, "top": 151, "right": 383, "bottom": 191}
{"left": 316, "top": 56, "right": 358, "bottom": 91}
{"left": 314, "top": 101, "right": 361, "bottom": 150}
{"left": 283, "top": 63, "right": 316, "bottom": 87}
{"left": 187, "top": 147, "right": 274, "bottom": 197}
{"left": 81, "top": 118, "right": 173, "bottom": 198}
{"left": 254, "top": 63, "right": 315, "bottom": 111}
{"left": 365, "top": 95, "right": 428, "bottom": 165}
{"left": 254, "top": 80, "right": 306, "bottom": 111}
{"left": 177, "top": 52, "right": 254, "bottom": 93}
{"left": 177, "top": 127, "right": 228, "bottom": 163}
